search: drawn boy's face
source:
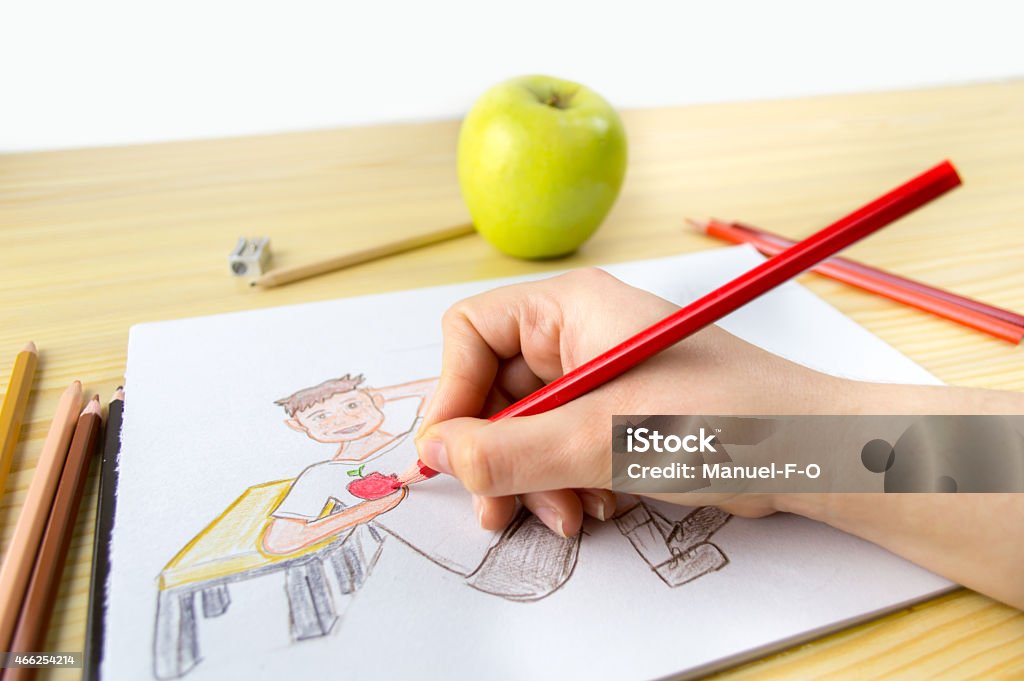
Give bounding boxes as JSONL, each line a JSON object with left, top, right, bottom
{"left": 286, "top": 390, "right": 386, "bottom": 443}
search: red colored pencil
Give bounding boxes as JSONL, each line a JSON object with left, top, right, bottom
{"left": 416, "top": 160, "right": 963, "bottom": 477}
{"left": 725, "top": 222, "right": 1024, "bottom": 328}
{"left": 691, "top": 218, "right": 1024, "bottom": 344}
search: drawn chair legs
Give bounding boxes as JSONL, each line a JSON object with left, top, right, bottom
{"left": 288, "top": 523, "right": 385, "bottom": 640}
{"left": 154, "top": 589, "right": 200, "bottom": 680}
{"left": 154, "top": 585, "right": 231, "bottom": 679}
{"left": 201, "top": 584, "right": 231, "bottom": 618}
{"left": 327, "top": 523, "right": 385, "bottom": 595}
{"left": 285, "top": 560, "right": 338, "bottom": 640}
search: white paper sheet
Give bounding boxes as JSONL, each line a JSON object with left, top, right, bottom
{"left": 102, "top": 246, "right": 951, "bottom": 681}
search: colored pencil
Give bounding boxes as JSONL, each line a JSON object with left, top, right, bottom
{"left": 0, "top": 380, "right": 82, "bottom": 652}
{"left": 726, "top": 220, "right": 1024, "bottom": 328}
{"left": 251, "top": 223, "right": 476, "bottom": 288}
{"left": 6, "top": 397, "right": 103, "bottom": 680}
{"left": 84, "top": 387, "right": 123, "bottom": 680}
{"left": 691, "top": 218, "right": 1024, "bottom": 344}
{"left": 0, "top": 342, "right": 38, "bottom": 499}
{"left": 411, "top": 160, "right": 964, "bottom": 477}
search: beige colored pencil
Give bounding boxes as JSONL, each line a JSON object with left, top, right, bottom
{"left": 7, "top": 397, "right": 103, "bottom": 678}
{"left": 1, "top": 342, "right": 39, "bottom": 499}
{"left": 251, "top": 222, "right": 476, "bottom": 288}
{"left": 0, "top": 379, "right": 82, "bottom": 652}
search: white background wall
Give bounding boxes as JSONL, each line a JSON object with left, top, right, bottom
{"left": 2, "top": 0, "right": 1022, "bottom": 152}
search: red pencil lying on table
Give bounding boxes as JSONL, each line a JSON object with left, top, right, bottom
{"left": 414, "top": 160, "right": 964, "bottom": 478}
{"left": 688, "top": 217, "right": 1024, "bottom": 344}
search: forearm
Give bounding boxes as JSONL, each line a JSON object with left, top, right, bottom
{"left": 263, "top": 510, "right": 372, "bottom": 555}
{"left": 263, "top": 493, "right": 404, "bottom": 554}
{"left": 778, "top": 493, "right": 1024, "bottom": 609}
{"left": 841, "top": 380, "right": 1024, "bottom": 415}
{"left": 778, "top": 380, "right": 1024, "bottom": 608}
{"left": 306, "top": 503, "right": 382, "bottom": 535}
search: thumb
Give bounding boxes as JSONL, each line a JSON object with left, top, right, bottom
{"left": 416, "top": 408, "right": 607, "bottom": 497}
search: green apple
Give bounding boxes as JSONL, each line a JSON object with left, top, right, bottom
{"left": 458, "top": 75, "right": 628, "bottom": 259}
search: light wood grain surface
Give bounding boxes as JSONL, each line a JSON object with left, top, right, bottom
{"left": 1, "top": 79, "right": 1022, "bottom": 680}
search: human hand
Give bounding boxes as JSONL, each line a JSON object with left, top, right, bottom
{"left": 414, "top": 268, "right": 852, "bottom": 536}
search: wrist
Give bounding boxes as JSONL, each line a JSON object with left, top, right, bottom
{"left": 838, "top": 380, "right": 1024, "bottom": 415}
{"left": 771, "top": 493, "right": 831, "bottom": 521}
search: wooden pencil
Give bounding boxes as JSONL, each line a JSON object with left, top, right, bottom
{"left": 251, "top": 222, "right": 476, "bottom": 288}
{"left": 6, "top": 397, "right": 104, "bottom": 680}
{"left": 84, "top": 387, "right": 123, "bottom": 680}
{"left": 0, "top": 380, "right": 82, "bottom": 653}
{"left": 0, "top": 342, "right": 38, "bottom": 500}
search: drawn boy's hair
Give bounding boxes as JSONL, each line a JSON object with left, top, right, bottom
{"left": 274, "top": 374, "right": 366, "bottom": 416}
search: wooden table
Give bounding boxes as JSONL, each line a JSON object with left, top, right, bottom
{"left": 2, "top": 80, "right": 1022, "bottom": 680}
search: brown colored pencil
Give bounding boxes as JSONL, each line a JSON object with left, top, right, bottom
{"left": 6, "top": 397, "right": 104, "bottom": 680}
{"left": 0, "top": 380, "right": 81, "bottom": 653}
{"left": 1, "top": 342, "right": 38, "bottom": 500}
{"left": 251, "top": 222, "right": 476, "bottom": 288}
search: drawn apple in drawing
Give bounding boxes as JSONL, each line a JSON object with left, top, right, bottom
{"left": 348, "top": 472, "right": 402, "bottom": 500}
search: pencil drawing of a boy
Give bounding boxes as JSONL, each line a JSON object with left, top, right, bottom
{"left": 263, "top": 372, "right": 730, "bottom": 594}
{"left": 262, "top": 373, "right": 580, "bottom": 607}
{"left": 261, "top": 374, "right": 433, "bottom": 556}
{"left": 154, "top": 373, "right": 730, "bottom": 679}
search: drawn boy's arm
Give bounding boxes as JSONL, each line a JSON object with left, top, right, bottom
{"left": 370, "top": 378, "right": 438, "bottom": 416}
{"left": 261, "top": 488, "right": 407, "bottom": 555}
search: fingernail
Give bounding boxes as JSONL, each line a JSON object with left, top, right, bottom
{"left": 579, "top": 491, "right": 607, "bottom": 521}
{"left": 418, "top": 437, "right": 451, "bottom": 475}
{"left": 534, "top": 507, "right": 565, "bottom": 538}
{"left": 472, "top": 495, "right": 485, "bottom": 528}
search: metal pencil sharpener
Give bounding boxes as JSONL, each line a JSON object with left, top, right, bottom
{"left": 229, "top": 237, "right": 271, "bottom": 278}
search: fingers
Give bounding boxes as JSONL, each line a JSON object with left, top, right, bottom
{"left": 520, "top": 490, "right": 583, "bottom": 537}
{"left": 576, "top": 488, "right": 617, "bottom": 521}
{"left": 416, "top": 269, "right": 675, "bottom": 537}
{"left": 417, "top": 404, "right": 607, "bottom": 497}
{"left": 421, "top": 281, "right": 565, "bottom": 431}
{"left": 473, "top": 488, "right": 616, "bottom": 535}
{"left": 473, "top": 494, "right": 517, "bottom": 530}
{"left": 477, "top": 355, "right": 544, "bottom": 418}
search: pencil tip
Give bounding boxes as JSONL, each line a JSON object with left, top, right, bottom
{"left": 686, "top": 217, "right": 710, "bottom": 232}
{"left": 114, "top": 386, "right": 125, "bottom": 401}
{"left": 24, "top": 341, "right": 37, "bottom": 353}
{"left": 83, "top": 396, "right": 102, "bottom": 415}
